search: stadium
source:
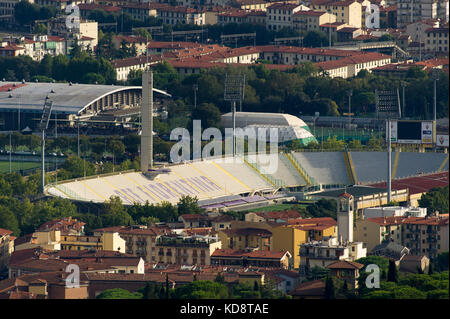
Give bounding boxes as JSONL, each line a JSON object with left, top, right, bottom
{"left": 45, "top": 150, "right": 449, "bottom": 211}
{"left": 23, "top": 71, "right": 445, "bottom": 212}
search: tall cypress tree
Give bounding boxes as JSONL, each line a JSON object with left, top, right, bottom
{"left": 387, "top": 259, "right": 398, "bottom": 283}
{"left": 324, "top": 276, "right": 335, "bottom": 299}
{"left": 165, "top": 274, "right": 170, "bottom": 299}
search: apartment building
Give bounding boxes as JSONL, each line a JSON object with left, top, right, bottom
{"left": 271, "top": 217, "right": 337, "bottom": 269}
{"left": 0, "top": 0, "right": 18, "bottom": 23}
{"left": 355, "top": 216, "right": 405, "bottom": 252}
{"left": 112, "top": 35, "right": 148, "bottom": 56}
{"left": 155, "top": 235, "right": 222, "bottom": 265}
{"left": 314, "top": 52, "right": 392, "bottom": 78}
{"left": 157, "top": 5, "right": 215, "bottom": 25}
{"left": 425, "top": 26, "right": 449, "bottom": 54}
{"left": 258, "top": 45, "right": 359, "bottom": 64}
{"left": 34, "top": 0, "right": 92, "bottom": 10}
{"left": 310, "top": 0, "right": 362, "bottom": 28}
{"left": 236, "top": 0, "right": 272, "bottom": 11}
{"left": 355, "top": 214, "right": 449, "bottom": 260}
{"left": 397, "top": 0, "right": 449, "bottom": 27}
{"left": 0, "top": 228, "right": 14, "bottom": 270}
{"left": 293, "top": 10, "right": 337, "bottom": 32}
{"left": 112, "top": 55, "right": 160, "bottom": 81}
{"left": 119, "top": 2, "right": 160, "bottom": 21}
{"left": 93, "top": 226, "right": 167, "bottom": 263}
{"left": 299, "top": 236, "right": 367, "bottom": 274}
{"left": 245, "top": 210, "right": 302, "bottom": 223}
{"left": 218, "top": 227, "right": 273, "bottom": 251}
{"left": 266, "top": 2, "right": 305, "bottom": 31}
{"left": 211, "top": 249, "right": 292, "bottom": 269}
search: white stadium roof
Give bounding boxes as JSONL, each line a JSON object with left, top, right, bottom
{"left": 221, "top": 112, "right": 309, "bottom": 128}
{"left": 0, "top": 81, "right": 170, "bottom": 115}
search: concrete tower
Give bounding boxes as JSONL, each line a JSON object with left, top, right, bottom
{"left": 141, "top": 70, "right": 153, "bottom": 172}
{"left": 337, "top": 192, "right": 354, "bottom": 243}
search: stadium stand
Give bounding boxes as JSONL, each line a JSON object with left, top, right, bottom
{"left": 350, "top": 151, "right": 394, "bottom": 183}
{"left": 291, "top": 152, "right": 351, "bottom": 185}
{"left": 46, "top": 152, "right": 449, "bottom": 206}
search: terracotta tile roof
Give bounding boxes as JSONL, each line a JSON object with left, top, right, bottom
{"left": 221, "top": 227, "right": 272, "bottom": 237}
{"left": 327, "top": 260, "right": 363, "bottom": 269}
{"left": 286, "top": 217, "right": 337, "bottom": 231}
{"left": 37, "top": 217, "right": 85, "bottom": 233}
{"left": 112, "top": 55, "right": 159, "bottom": 68}
{"left": 267, "top": 3, "right": 300, "bottom": 10}
{"left": 94, "top": 225, "right": 168, "bottom": 236}
{"left": 367, "top": 215, "right": 449, "bottom": 227}
{"left": 254, "top": 210, "right": 301, "bottom": 220}
{"left": 211, "top": 249, "right": 288, "bottom": 259}
{"left": 368, "top": 172, "right": 449, "bottom": 195}
{"left": 78, "top": 3, "right": 121, "bottom": 12}
{"left": 291, "top": 279, "right": 325, "bottom": 297}
{"left": 0, "top": 228, "right": 13, "bottom": 236}
{"left": 294, "top": 10, "right": 327, "bottom": 16}
{"left": 180, "top": 214, "right": 209, "bottom": 221}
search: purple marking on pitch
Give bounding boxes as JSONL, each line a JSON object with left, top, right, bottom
{"left": 156, "top": 182, "right": 179, "bottom": 198}
{"left": 222, "top": 200, "right": 247, "bottom": 207}
{"left": 243, "top": 196, "right": 266, "bottom": 203}
{"left": 114, "top": 190, "right": 132, "bottom": 204}
{"left": 137, "top": 187, "right": 156, "bottom": 202}
{"left": 172, "top": 180, "right": 196, "bottom": 195}
{"left": 185, "top": 177, "right": 208, "bottom": 192}
{"left": 199, "top": 176, "right": 222, "bottom": 190}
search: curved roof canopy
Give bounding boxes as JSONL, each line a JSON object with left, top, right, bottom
{"left": 221, "top": 112, "right": 309, "bottom": 128}
{"left": 0, "top": 81, "right": 171, "bottom": 115}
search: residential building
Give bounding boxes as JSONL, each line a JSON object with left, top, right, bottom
{"left": 245, "top": 210, "right": 302, "bottom": 223}
{"left": 236, "top": 0, "right": 271, "bottom": 11}
{"left": 271, "top": 217, "right": 337, "bottom": 269}
{"left": 0, "top": 43, "right": 25, "bottom": 57}
{"left": 310, "top": 0, "right": 363, "bottom": 28}
{"left": 293, "top": 10, "right": 337, "bottom": 32}
{"left": 299, "top": 236, "right": 367, "bottom": 274}
{"left": 425, "top": 26, "right": 449, "bottom": 54}
{"left": 0, "top": 0, "right": 18, "bottom": 23}
{"left": 93, "top": 225, "right": 167, "bottom": 263}
{"left": 396, "top": 0, "right": 449, "bottom": 27}
{"left": 112, "top": 55, "right": 160, "bottom": 81}
{"left": 112, "top": 35, "right": 149, "bottom": 56}
{"left": 355, "top": 214, "right": 449, "bottom": 260}
{"left": 155, "top": 235, "right": 222, "bottom": 265}
{"left": 405, "top": 19, "right": 440, "bottom": 43}
{"left": 314, "top": 52, "right": 392, "bottom": 78}
{"left": 266, "top": 2, "right": 305, "bottom": 31}
{"left": 290, "top": 279, "right": 326, "bottom": 299}
{"left": 364, "top": 206, "right": 427, "bottom": 219}
{"left": 0, "top": 228, "right": 15, "bottom": 271}
{"left": 218, "top": 227, "right": 273, "bottom": 251}
{"left": 211, "top": 249, "right": 292, "bottom": 269}
{"left": 120, "top": 2, "right": 160, "bottom": 21}
{"left": 326, "top": 260, "right": 363, "bottom": 288}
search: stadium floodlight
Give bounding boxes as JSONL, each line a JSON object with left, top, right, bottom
{"left": 432, "top": 69, "right": 440, "bottom": 123}
{"left": 38, "top": 99, "right": 53, "bottom": 194}
{"left": 224, "top": 73, "right": 245, "bottom": 156}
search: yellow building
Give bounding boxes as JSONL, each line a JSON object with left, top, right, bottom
{"left": 355, "top": 216, "right": 404, "bottom": 252}
{"left": 272, "top": 218, "right": 337, "bottom": 269}
{"left": 311, "top": 0, "right": 362, "bottom": 28}
{"left": 15, "top": 229, "right": 125, "bottom": 253}
{"left": 218, "top": 227, "right": 273, "bottom": 251}
{"left": 0, "top": 228, "right": 15, "bottom": 270}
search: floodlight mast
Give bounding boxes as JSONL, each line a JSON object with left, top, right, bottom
{"left": 38, "top": 99, "right": 53, "bottom": 194}
{"left": 224, "top": 74, "right": 245, "bottom": 157}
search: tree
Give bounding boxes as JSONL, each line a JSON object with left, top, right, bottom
{"left": 324, "top": 276, "right": 335, "bottom": 299}
{"left": 418, "top": 186, "right": 449, "bottom": 215}
{"left": 171, "top": 281, "right": 229, "bottom": 299}
{"left": 96, "top": 288, "right": 142, "bottom": 299}
{"left": 214, "top": 272, "right": 225, "bottom": 284}
{"left": 190, "top": 103, "right": 221, "bottom": 130}
{"left": 177, "top": 196, "right": 202, "bottom": 216}
{"left": 303, "top": 30, "right": 329, "bottom": 47}
{"left": 387, "top": 259, "right": 398, "bottom": 283}
{"left": 0, "top": 206, "right": 20, "bottom": 236}
{"left": 428, "top": 263, "right": 433, "bottom": 275}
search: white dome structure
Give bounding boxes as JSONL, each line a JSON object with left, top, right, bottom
{"left": 221, "top": 112, "right": 317, "bottom": 145}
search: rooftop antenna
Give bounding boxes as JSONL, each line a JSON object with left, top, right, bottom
{"left": 37, "top": 99, "right": 53, "bottom": 194}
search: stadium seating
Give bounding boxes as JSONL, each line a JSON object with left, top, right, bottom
{"left": 46, "top": 151, "right": 449, "bottom": 205}
{"left": 291, "top": 152, "right": 351, "bottom": 185}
